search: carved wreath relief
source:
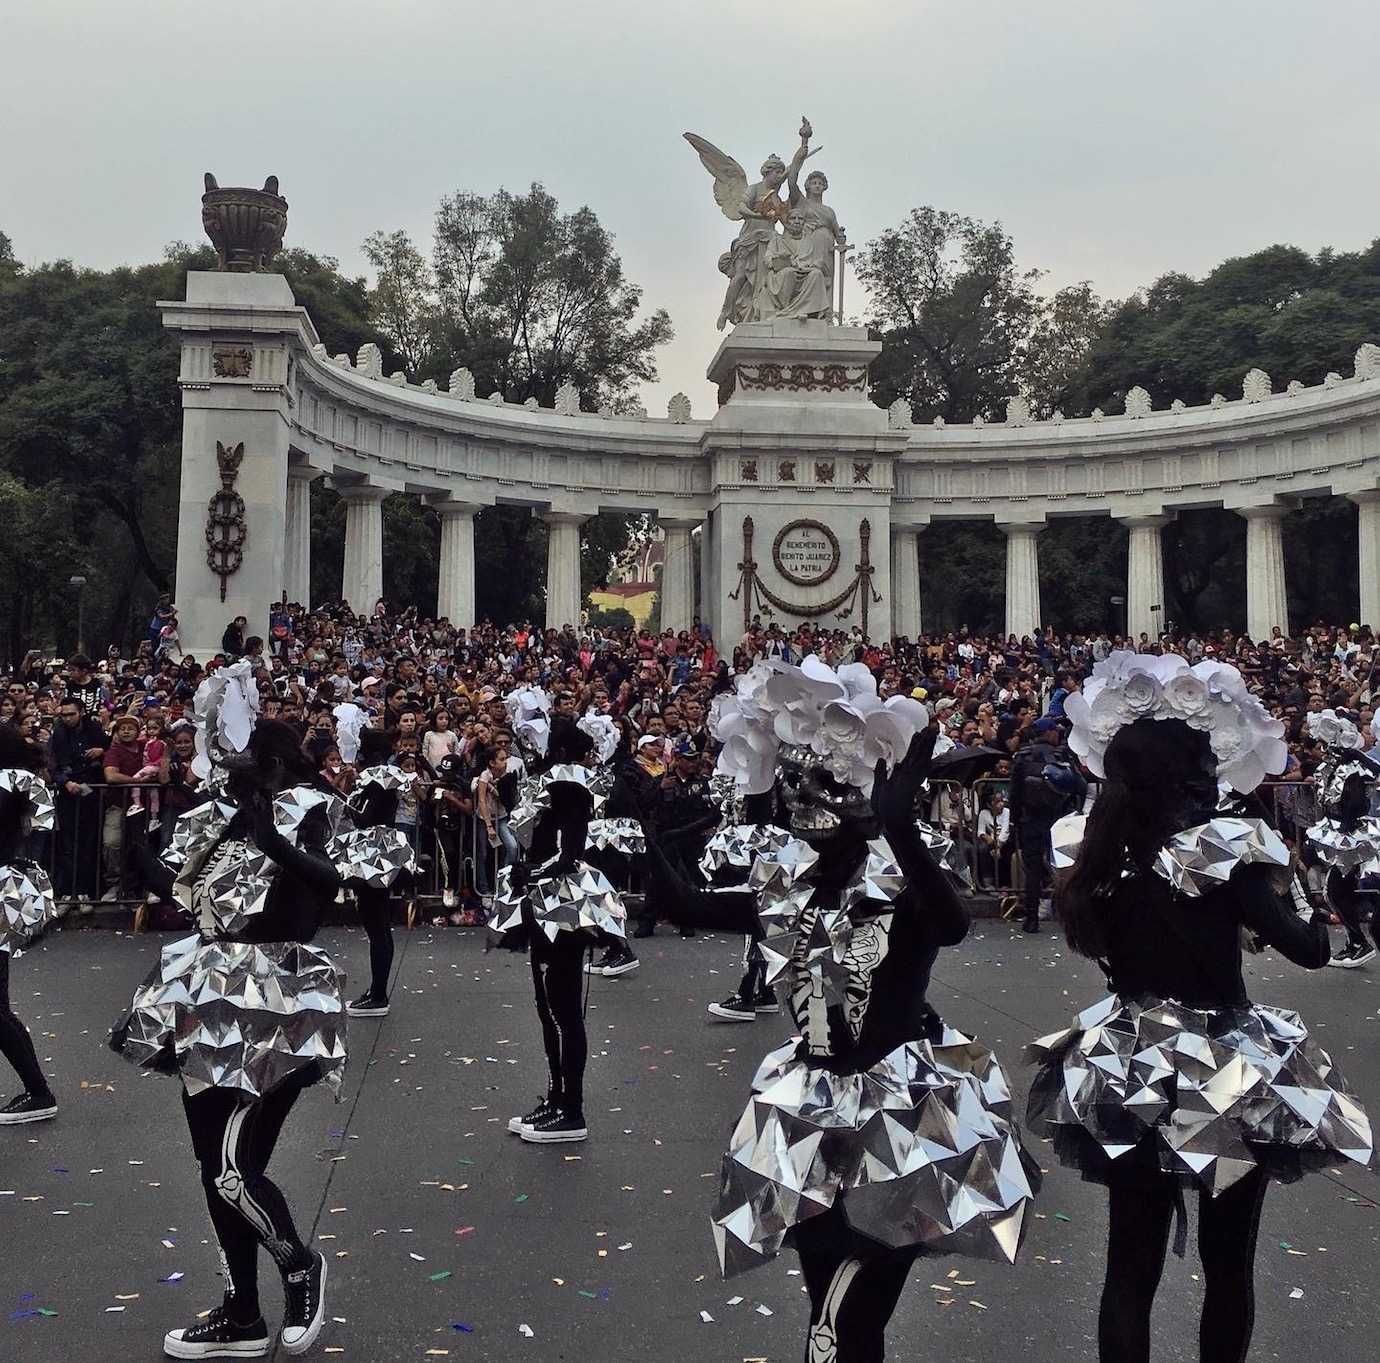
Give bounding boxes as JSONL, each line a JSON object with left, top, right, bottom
{"left": 206, "top": 441, "right": 248, "bottom": 602}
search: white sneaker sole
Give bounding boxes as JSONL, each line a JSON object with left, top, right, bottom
{"left": 163, "top": 1332, "right": 270, "bottom": 1359}
{"left": 279, "top": 1255, "right": 327, "bottom": 1356}
{"left": 520, "top": 1127, "right": 588, "bottom": 1144}
{"left": 602, "top": 959, "right": 640, "bottom": 977}
{"left": 0, "top": 1104, "right": 57, "bottom": 1125}
{"left": 507, "top": 1115, "right": 543, "bottom": 1134}
{"left": 1333, "top": 950, "right": 1376, "bottom": 969}
{"left": 707, "top": 1005, "right": 754, "bottom": 1022}
{"left": 345, "top": 1004, "right": 390, "bottom": 1017}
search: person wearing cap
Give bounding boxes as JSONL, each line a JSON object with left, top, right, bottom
{"left": 1008, "top": 717, "right": 1084, "bottom": 933}
{"left": 639, "top": 733, "right": 716, "bottom": 939}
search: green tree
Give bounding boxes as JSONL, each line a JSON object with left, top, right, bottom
{"left": 855, "top": 208, "right": 1044, "bottom": 423}
{"left": 361, "top": 229, "right": 437, "bottom": 376}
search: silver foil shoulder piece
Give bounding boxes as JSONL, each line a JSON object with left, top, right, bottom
{"left": 1050, "top": 812, "right": 1087, "bottom": 871}
{"left": 161, "top": 798, "right": 237, "bottom": 878}
{"left": 585, "top": 817, "right": 646, "bottom": 857}
{"left": 699, "top": 823, "right": 792, "bottom": 878}
{"left": 328, "top": 825, "right": 417, "bottom": 889}
{"left": 1153, "top": 817, "right": 1289, "bottom": 896}
{"left": 491, "top": 859, "right": 627, "bottom": 942}
{"left": 353, "top": 764, "right": 416, "bottom": 795}
{"left": 0, "top": 768, "right": 55, "bottom": 833}
{"left": 0, "top": 862, "right": 59, "bottom": 955}
{"left": 272, "top": 785, "right": 347, "bottom": 844}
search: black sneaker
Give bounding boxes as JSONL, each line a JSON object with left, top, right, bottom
{"left": 632, "top": 921, "right": 655, "bottom": 939}
{"left": 0, "top": 1091, "right": 58, "bottom": 1125}
{"left": 707, "top": 991, "right": 755, "bottom": 1022}
{"left": 1333, "top": 943, "right": 1376, "bottom": 969}
{"left": 346, "top": 992, "right": 390, "bottom": 1017}
{"left": 752, "top": 986, "right": 780, "bottom": 1015}
{"left": 163, "top": 1306, "right": 270, "bottom": 1358}
{"left": 519, "top": 1108, "right": 588, "bottom": 1144}
{"left": 585, "top": 946, "right": 618, "bottom": 975}
{"left": 1021, "top": 917, "right": 1040, "bottom": 934}
{"left": 279, "top": 1252, "right": 327, "bottom": 1355}
{"left": 507, "top": 1096, "right": 555, "bottom": 1134}
{"left": 600, "top": 945, "right": 640, "bottom": 977}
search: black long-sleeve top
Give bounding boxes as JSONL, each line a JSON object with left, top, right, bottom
{"left": 650, "top": 817, "right": 968, "bottom": 1072}
{"left": 1102, "top": 863, "right": 1329, "bottom": 1009}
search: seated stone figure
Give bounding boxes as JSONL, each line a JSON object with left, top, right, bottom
{"left": 767, "top": 208, "right": 832, "bottom": 320}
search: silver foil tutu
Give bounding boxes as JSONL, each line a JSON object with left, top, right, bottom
{"left": 0, "top": 768, "right": 55, "bottom": 832}
{"left": 1027, "top": 993, "right": 1374, "bottom": 1193}
{"left": 1306, "top": 815, "right": 1380, "bottom": 873}
{"left": 328, "top": 825, "right": 417, "bottom": 889}
{"left": 918, "top": 817, "right": 970, "bottom": 887}
{"left": 113, "top": 933, "right": 347, "bottom": 1099}
{"left": 584, "top": 817, "right": 646, "bottom": 858}
{"left": 492, "top": 858, "right": 627, "bottom": 943}
{"left": 179, "top": 837, "right": 277, "bottom": 936}
{"left": 713, "top": 1031, "right": 1040, "bottom": 1277}
{"left": 698, "top": 822, "right": 792, "bottom": 878}
{"left": 0, "top": 863, "right": 60, "bottom": 956}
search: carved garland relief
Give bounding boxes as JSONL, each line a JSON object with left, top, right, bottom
{"left": 206, "top": 440, "right": 248, "bottom": 601}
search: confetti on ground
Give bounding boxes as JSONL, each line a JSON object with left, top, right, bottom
{"left": 428, "top": 1271, "right": 452, "bottom": 1282}
{"left": 519, "top": 1324, "right": 534, "bottom": 1337}
{"left": 700, "top": 1310, "right": 715, "bottom": 1323}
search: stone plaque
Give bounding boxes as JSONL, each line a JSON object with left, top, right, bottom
{"left": 213, "top": 347, "right": 253, "bottom": 379}
{"left": 772, "top": 519, "right": 840, "bottom": 587}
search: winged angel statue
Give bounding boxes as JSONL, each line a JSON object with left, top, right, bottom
{"left": 685, "top": 117, "right": 846, "bottom": 331}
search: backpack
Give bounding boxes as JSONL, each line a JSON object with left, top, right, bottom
{"left": 1022, "top": 754, "right": 1083, "bottom": 818}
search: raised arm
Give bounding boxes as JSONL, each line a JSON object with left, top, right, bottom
{"left": 1233, "top": 862, "right": 1330, "bottom": 969}
{"left": 645, "top": 838, "right": 759, "bottom": 935}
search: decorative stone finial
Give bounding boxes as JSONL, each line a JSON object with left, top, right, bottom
{"left": 888, "top": 397, "right": 914, "bottom": 430}
{"left": 1286, "top": 379, "right": 1305, "bottom": 395}
{"left": 1124, "top": 386, "right": 1152, "bottom": 418}
{"left": 1051, "top": 410, "right": 1065, "bottom": 424}
{"left": 1170, "top": 398, "right": 1186, "bottom": 413}
{"left": 1091, "top": 408, "right": 1105, "bottom": 422}
{"left": 421, "top": 378, "right": 438, "bottom": 394}
{"left": 932, "top": 415, "right": 946, "bottom": 428}
{"left": 333, "top": 353, "right": 350, "bottom": 368}
{"left": 356, "top": 344, "right": 382, "bottom": 378}
{"left": 1355, "top": 343, "right": 1380, "bottom": 379}
{"left": 1242, "top": 368, "right": 1271, "bottom": 402}
{"left": 1210, "top": 393, "right": 1226, "bottom": 408}
{"left": 667, "top": 392, "right": 693, "bottom": 423}
{"left": 200, "top": 173, "right": 288, "bottom": 272}
{"left": 1324, "top": 371, "right": 1343, "bottom": 388}
{"left": 972, "top": 414, "right": 985, "bottom": 427}
{"left": 523, "top": 396, "right": 539, "bottom": 408}
{"left": 487, "top": 391, "right": 505, "bottom": 404}
{"left": 555, "top": 382, "right": 581, "bottom": 417}
{"left": 1005, "top": 396, "right": 1030, "bottom": 427}
{"left": 388, "top": 371, "right": 407, "bottom": 386}
{"left": 311, "top": 342, "right": 327, "bottom": 359}
{"left": 448, "top": 368, "right": 475, "bottom": 401}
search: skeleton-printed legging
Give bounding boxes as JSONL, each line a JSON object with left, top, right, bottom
{"left": 182, "top": 1067, "right": 317, "bottom": 1324}
{"left": 793, "top": 1208, "right": 918, "bottom": 1363}
{"left": 529, "top": 931, "right": 588, "bottom": 1119}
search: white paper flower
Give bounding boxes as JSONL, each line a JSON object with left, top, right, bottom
{"left": 1120, "top": 672, "right": 1162, "bottom": 717}
{"left": 1161, "top": 672, "right": 1210, "bottom": 722}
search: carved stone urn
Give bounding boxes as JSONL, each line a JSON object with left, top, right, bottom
{"left": 200, "top": 173, "right": 288, "bottom": 272}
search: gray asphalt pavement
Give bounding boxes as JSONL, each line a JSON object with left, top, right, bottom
{"left": 3, "top": 918, "right": 1377, "bottom": 1362}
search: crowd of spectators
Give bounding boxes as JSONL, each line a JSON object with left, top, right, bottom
{"left": 3, "top": 597, "right": 1376, "bottom": 921}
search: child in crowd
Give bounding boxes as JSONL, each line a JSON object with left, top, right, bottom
{"left": 126, "top": 714, "right": 167, "bottom": 823}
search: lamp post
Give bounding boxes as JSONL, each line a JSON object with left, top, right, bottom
{"left": 69, "top": 575, "right": 87, "bottom": 656}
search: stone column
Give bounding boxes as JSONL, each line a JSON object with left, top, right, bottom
{"left": 435, "top": 501, "right": 480, "bottom": 629}
{"left": 1000, "top": 522, "right": 1045, "bottom": 639}
{"left": 1238, "top": 505, "right": 1289, "bottom": 640}
{"left": 658, "top": 517, "right": 698, "bottom": 634}
{"left": 1350, "top": 490, "right": 1380, "bottom": 631}
{"left": 1122, "top": 514, "right": 1171, "bottom": 642}
{"left": 543, "top": 511, "right": 586, "bottom": 631}
{"left": 339, "top": 484, "right": 387, "bottom": 614}
{"left": 890, "top": 524, "right": 923, "bottom": 639}
{"left": 283, "top": 465, "right": 319, "bottom": 607}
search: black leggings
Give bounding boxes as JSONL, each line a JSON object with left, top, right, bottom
{"left": 529, "top": 935, "right": 588, "bottom": 1117}
{"left": 356, "top": 885, "right": 394, "bottom": 998}
{"left": 1099, "top": 1169, "right": 1268, "bottom": 1363}
{"left": 1326, "top": 867, "right": 1378, "bottom": 953}
{"left": 182, "top": 1068, "right": 317, "bottom": 1324}
{"left": 794, "top": 1208, "right": 917, "bottom": 1362}
{"left": 0, "top": 952, "right": 50, "bottom": 1098}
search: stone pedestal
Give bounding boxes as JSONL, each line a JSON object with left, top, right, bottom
{"left": 284, "top": 464, "right": 319, "bottom": 607}
{"left": 1238, "top": 505, "right": 1289, "bottom": 639}
{"left": 340, "top": 484, "right": 387, "bottom": 613}
{"left": 166, "top": 271, "right": 300, "bottom": 658}
{"left": 702, "top": 320, "right": 906, "bottom": 641}
{"left": 435, "top": 501, "right": 479, "bottom": 629}
{"left": 1351, "top": 490, "right": 1380, "bottom": 631}
{"left": 543, "top": 512, "right": 585, "bottom": 630}
{"left": 890, "top": 524, "right": 923, "bottom": 640}
{"left": 659, "top": 517, "right": 698, "bottom": 634}
{"left": 1123, "top": 515, "right": 1171, "bottom": 641}
{"left": 1001, "top": 522, "right": 1044, "bottom": 639}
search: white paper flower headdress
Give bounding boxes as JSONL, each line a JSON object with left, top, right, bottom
{"left": 191, "top": 659, "right": 261, "bottom": 778}
{"left": 1306, "top": 707, "right": 1363, "bottom": 751}
{"left": 1064, "top": 651, "right": 1287, "bottom": 793}
{"left": 709, "top": 654, "right": 929, "bottom": 796}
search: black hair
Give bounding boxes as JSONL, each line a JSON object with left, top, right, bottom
{"left": 1057, "top": 716, "right": 1215, "bottom": 960}
{"left": 358, "top": 728, "right": 394, "bottom": 765}
{"left": 0, "top": 722, "right": 45, "bottom": 772}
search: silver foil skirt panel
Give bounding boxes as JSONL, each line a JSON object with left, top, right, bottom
{"left": 0, "top": 862, "right": 59, "bottom": 955}
{"left": 492, "top": 859, "right": 628, "bottom": 942}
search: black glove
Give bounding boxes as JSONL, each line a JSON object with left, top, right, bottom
{"left": 871, "top": 725, "right": 939, "bottom": 830}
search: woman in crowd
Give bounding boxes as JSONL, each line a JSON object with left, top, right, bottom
{"left": 113, "top": 676, "right": 343, "bottom": 1360}
{"left": 0, "top": 725, "right": 59, "bottom": 1124}
{"left": 1029, "top": 653, "right": 1374, "bottom": 1363}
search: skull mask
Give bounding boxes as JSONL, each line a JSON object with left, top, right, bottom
{"left": 776, "top": 743, "right": 877, "bottom": 847}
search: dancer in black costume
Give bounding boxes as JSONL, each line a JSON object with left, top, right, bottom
{"left": 0, "top": 725, "right": 60, "bottom": 1124}
{"left": 114, "top": 702, "right": 345, "bottom": 1360}
{"left": 1030, "top": 654, "right": 1374, "bottom": 1363}
{"left": 652, "top": 655, "right": 1039, "bottom": 1362}
{"left": 499, "top": 715, "right": 628, "bottom": 1145}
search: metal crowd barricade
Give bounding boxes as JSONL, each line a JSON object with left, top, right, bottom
{"left": 46, "top": 780, "right": 171, "bottom": 910}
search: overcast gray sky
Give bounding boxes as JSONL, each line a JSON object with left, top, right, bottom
{"left": 5, "top": 0, "right": 1379, "bottom": 414}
